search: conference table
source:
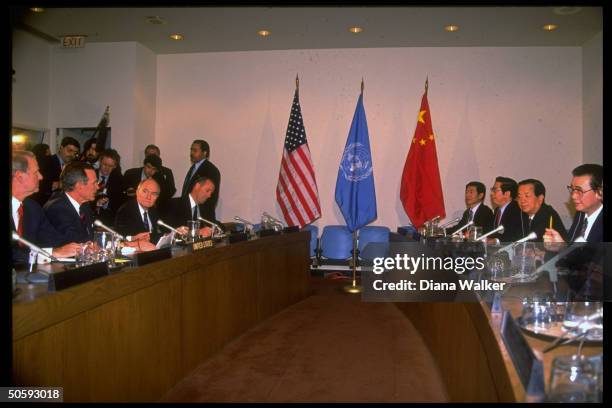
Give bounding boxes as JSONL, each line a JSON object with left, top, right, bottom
{"left": 12, "top": 231, "right": 603, "bottom": 402}
{"left": 12, "top": 232, "right": 311, "bottom": 402}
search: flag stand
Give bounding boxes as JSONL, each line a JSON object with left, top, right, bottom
{"left": 343, "top": 230, "right": 362, "bottom": 293}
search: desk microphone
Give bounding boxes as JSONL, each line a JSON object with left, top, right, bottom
{"left": 476, "top": 225, "right": 505, "bottom": 242}
{"left": 498, "top": 231, "right": 538, "bottom": 256}
{"left": 197, "top": 217, "right": 224, "bottom": 237}
{"left": 439, "top": 217, "right": 461, "bottom": 229}
{"left": 93, "top": 220, "right": 125, "bottom": 240}
{"left": 157, "top": 219, "right": 183, "bottom": 236}
{"left": 11, "top": 232, "right": 60, "bottom": 262}
{"left": 234, "top": 216, "right": 255, "bottom": 228}
{"left": 426, "top": 215, "right": 441, "bottom": 224}
{"left": 263, "top": 212, "right": 285, "bottom": 228}
{"left": 451, "top": 220, "right": 474, "bottom": 236}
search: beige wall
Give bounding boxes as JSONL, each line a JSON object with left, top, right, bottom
{"left": 156, "top": 47, "right": 582, "bottom": 228}
{"left": 582, "top": 31, "right": 602, "bottom": 164}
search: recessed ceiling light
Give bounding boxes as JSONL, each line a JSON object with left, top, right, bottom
{"left": 543, "top": 24, "right": 558, "bottom": 31}
{"left": 30, "top": 7, "right": 44, "bottom": 13}
{"left": 169, "top": 34, "right": 184, "bottom": 41}
{"left": 257, "top": 30, "right": 271, "bottom": 37}
{"left": 349, "top": 26, "right": 363, "bottom": 34}
{"left": 146, "top": 16, "right": 166, "bottom": 25}
{"left": 444, "top": 24, "right": 459, "bottom": 32}
{"left": 553, "top": 7, "right": 582, "bottom": 16}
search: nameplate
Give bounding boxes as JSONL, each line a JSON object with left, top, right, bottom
{"left": 258, "top": 229, "right": 280, "bottom": 237}
{"left": 501, "top": 310, "right": 538, "bottom": 390}
{"left": 192, "top": 239, "right": 214, "bottom": 252}
{"left": 228, "top": 232, "right": 248, "bottom": 243}
{"left": 48, "top": 262, "right": 109, "bottom": 291}
{"left": 283, "top": 226, "right": 300, "bottom": 233}
{"left": 132, "top": 247, "right": 172, "bottom": 266}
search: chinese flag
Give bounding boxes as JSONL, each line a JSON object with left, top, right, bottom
{"left": 400, "top": 87, "right": 445, "bottom": 228}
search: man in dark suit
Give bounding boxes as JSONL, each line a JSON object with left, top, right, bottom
{"left": 44, "top": 161, "right": 98, "bottom": 245}
{"left": 488, "top": 176, "right": 523, "bottom": 244}
{"left": 165, "top": 176, "right": 218, "bottom": 237}
{"left": 145, "top": 144, "right": 176, "bottom": 199}
{"left": 181, "top": 140, "right": 220, "bottom": 222}
{"left": 115, "top": 178, "right": 164, "bottom": 246}
{"left": 33, "top": 136, "right": 81, "bottom": 206}
{"left": 517, "top": 178, "right": 568, "bottom": 242}
{"left": 123, "top": 154, "right": 174, "bottom": 211}
{"left": 447, "top": 181, "right": 494, "bottom": 236}
{"left": 92, "top": 149, "right": 125, "bottom": 226}
{"left": 11, "top": 151, "right": 81, "bottom": 265}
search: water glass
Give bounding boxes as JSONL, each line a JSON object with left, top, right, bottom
{"left": 520, "top": 298, "right": 554, "bottom": 331}
{"left": 548, "top": 355, "right": 598, "bottom": 402}
{"left": 512, "top": 242, "right": 536, "bottom": 278}
{"left": 467, "top": 225, "right": 482, "bottom": 241}
{"left": 94, "top": 231, "right": 116, "bottom": 266}
{"left": 76, "top": 242, "right": 94, "bottom": 266}
{"left": 562, "top": 301, "right": 603, "bottom": 335}
{"left": 187, "top": 220, "right": 201, "bottom": 242}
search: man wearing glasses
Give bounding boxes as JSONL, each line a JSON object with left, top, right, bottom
{"left": 544, "top": 164, "right": 603, "bottom": 246}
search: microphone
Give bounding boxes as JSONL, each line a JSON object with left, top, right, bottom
{"left": 498, "top": 231, "right": 538, "bottom": 256}
{"left": 234, "top": 216, "right": 255, "bottom": 228}
{"left": 425, "top": 215, "right": 441, "bottom": 224}
{"left": 93, "top": 220, "right": 125, "bottom": 240}
{"left": 476, "top": 225, "right": 505, "bottom": 242}
{"left": 197, "top": 217, "right": 224, "bottom": 237}
{"left": 440, "top": 217, "right": 461, "bottom": 229}
{"left": 451, "top": 220, "right": 474, "bottom": 236}
{"left": 12, "top": 232, "right": 60, "bottom": 262}
{"left": 263, "top": 212, "right": 285, "bottom": 228}
{"left": 157, "top": 219, "right": 183, "bottom": 236}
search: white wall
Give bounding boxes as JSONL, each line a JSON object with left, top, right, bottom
{"left": 48, "top": 41, "right": 156, "bottom": 168}
{"left": 156, "top": 47, "right": 582, "bottom": 229}
{"left": 12, "top": 29, "right": 52, "bottom": 131}
{"left": 582, "top": 31, "right": 602, "bottom": 164}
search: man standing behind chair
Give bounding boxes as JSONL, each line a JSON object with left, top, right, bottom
{"left": 92, "top": 149, "right": 125, "bottom": 226}
{"left": 34, "top": 136, "right": 81, "bottom": 206}
{"left": 44, "top": 161, "right": 98, "bottom": 244}
{"left": 488, "top": 176, "right": 523, "bottom": 244}
{"left": 181, "top": 140, "right": 220, "bottom": 222}
{"left": 11, "top": 151, "right": 81, "bottom": 264}
{"left": 115, "top": 178, "right": 163, "bottom": 246}
{"left": 447, "top": 181, "right": 494, "bottom": 235}
{"left": 517, "top": 179, "right": 568, "bottom": 241}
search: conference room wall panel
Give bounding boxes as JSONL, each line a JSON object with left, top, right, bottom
{"left": 155, "top": 46, "right": 583, "bottom": 229}
{"left": 582, "top": 31, "right": 603, "bottom": 164}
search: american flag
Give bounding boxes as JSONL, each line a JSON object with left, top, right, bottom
{"left": 276, "top": 87, "right": 321, "bottom": 227}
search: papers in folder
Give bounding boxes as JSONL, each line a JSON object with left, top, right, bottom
{"left": 156, "top": 232, "right": 175, "bottom": 249}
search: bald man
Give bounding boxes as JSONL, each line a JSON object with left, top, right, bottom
{"left": 114, "top": 178, "right": 163, "bottom": 246}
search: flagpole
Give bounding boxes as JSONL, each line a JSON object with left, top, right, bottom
{"left": 344, "top": 229, "right": 362, "bottom": 293}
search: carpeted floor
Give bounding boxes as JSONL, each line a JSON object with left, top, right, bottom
{"left": 162, "top": 276, "right": 448, "bottom": 402}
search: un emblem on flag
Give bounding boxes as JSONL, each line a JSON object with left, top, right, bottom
{"left": 340, "top": 143, "right": 373, "bottom": 182}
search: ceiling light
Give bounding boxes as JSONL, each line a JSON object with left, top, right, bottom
{"left": 169, "top": 34, "right": 184, "bottom": 41}
{"left": 257, "top": 30, "right": 271, "bottom": 37}
{"left": 444, "top": 25, "right": 459, "bottom": 32}
{"left": 553, "top": 7, "right": 582, "bottom": 16}
{"left": 543, "top": 24, "right": 558, "bottom": 31}
{"left": 30, "top": 7, "right": 44, "bottom": 13}
{"left": 146, "top": 16, "right": 166, "bottom": 25}
{"left": 349, "top": 26, "right": 363, "bottom": 34}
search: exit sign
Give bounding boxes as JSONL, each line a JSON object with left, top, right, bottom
{"left": 61, "top": 36, "right": 86, "bottom": 48}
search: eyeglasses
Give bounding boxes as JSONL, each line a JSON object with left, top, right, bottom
{"left": 490, "top": 187, "right": 502, "bottom": 193}
{"left": 566, "top": 186, "right": 593, "bottom": 197}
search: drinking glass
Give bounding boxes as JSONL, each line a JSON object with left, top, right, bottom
{"left": 94, "top": 231, "right": 116, "bottom": 266}
{"left": 187, "top": 220, "right": 201, "bottom": 242}
{"left": 547, "top": 354, "right": 598, "bottom": 402}
{"left": 562, "top": 301, "right": 603, "bottom": 337}
{"left": 467, "top": 225, "right": 482, "bottom": 241}
{"left": 520, "top": 298, "right": 554, "bottom": 331}
{"left": 512, "top": 242, "right": 536, "bottom": 279}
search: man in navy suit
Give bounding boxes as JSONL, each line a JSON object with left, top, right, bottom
{"left": 11, "top": 151, "right": 81, "bottom": 265}
{"left": 92, "top": 149, "right": 125, "bottom": 226}
{"left": 165, "top": 176, "right": 217, "bottom": 237}
{"left": 44, "top": 161, "right": 99, "bottom": 245}
{"left": 33, "top": 136, "right": 81, "bottom": 206}
{"left": 446, "top": 181, "right": 494, "bottom": 235}
{"left": 115, "top": 178, "right": 163, "bottom": 247}
{"left": 488, "top": 176, "right": 523, "bottom": 244}
{"left": 544, "top": 164, "right": 603, "bottom": 246}
{"left": 517, "top": 179, "right": 568, "bottom": 242}
{"left": 180, "top": 140, "right": 220, "bottom": 222}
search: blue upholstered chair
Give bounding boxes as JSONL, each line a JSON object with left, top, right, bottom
{"left": 358, "top": 226, "right": 390, "bottom": 263}
{"left": 319, "top": 225, "right": 353, "bottom": 267}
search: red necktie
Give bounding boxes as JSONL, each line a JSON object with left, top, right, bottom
{"left": 17, "top": 203, "right": 24, "bottom": 236}
{"left": 494, "top": 209, "right": 501, "bottom": 228}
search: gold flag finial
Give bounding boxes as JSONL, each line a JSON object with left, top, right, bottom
{"left": 425, "top": 77, "right": 429, "bottom": 93}
{"left": 296, "top": 74, "right": 299, "bottom": 90}
{"left": 361, "top": 78, "right": 364, "bottom": 94}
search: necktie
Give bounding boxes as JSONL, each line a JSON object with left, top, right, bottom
{"left": 80, "top": 206, "right": 92, "bottom": 238}
{"left": 182, "top": 164, "right": 196, "bottom": 196}
{"left": 98, "top": 175, "right": 107, "bottom": 189}
{"left": 17, "top": 203, "right": 24, "bottom": 236}
{"left": 579, "top": 217, "right": 588, "bottom": 238}
{"left": 192, "top": 206, "right": 198, "bottom": 220}
{"left": 494, "top": 209, "right": 501, "bottom": 228}
{"left": 468, "top": 209, "right": 474, "bottom": 222}
{"left": 143, "top": 211, "right": 150, "bottom": 232}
